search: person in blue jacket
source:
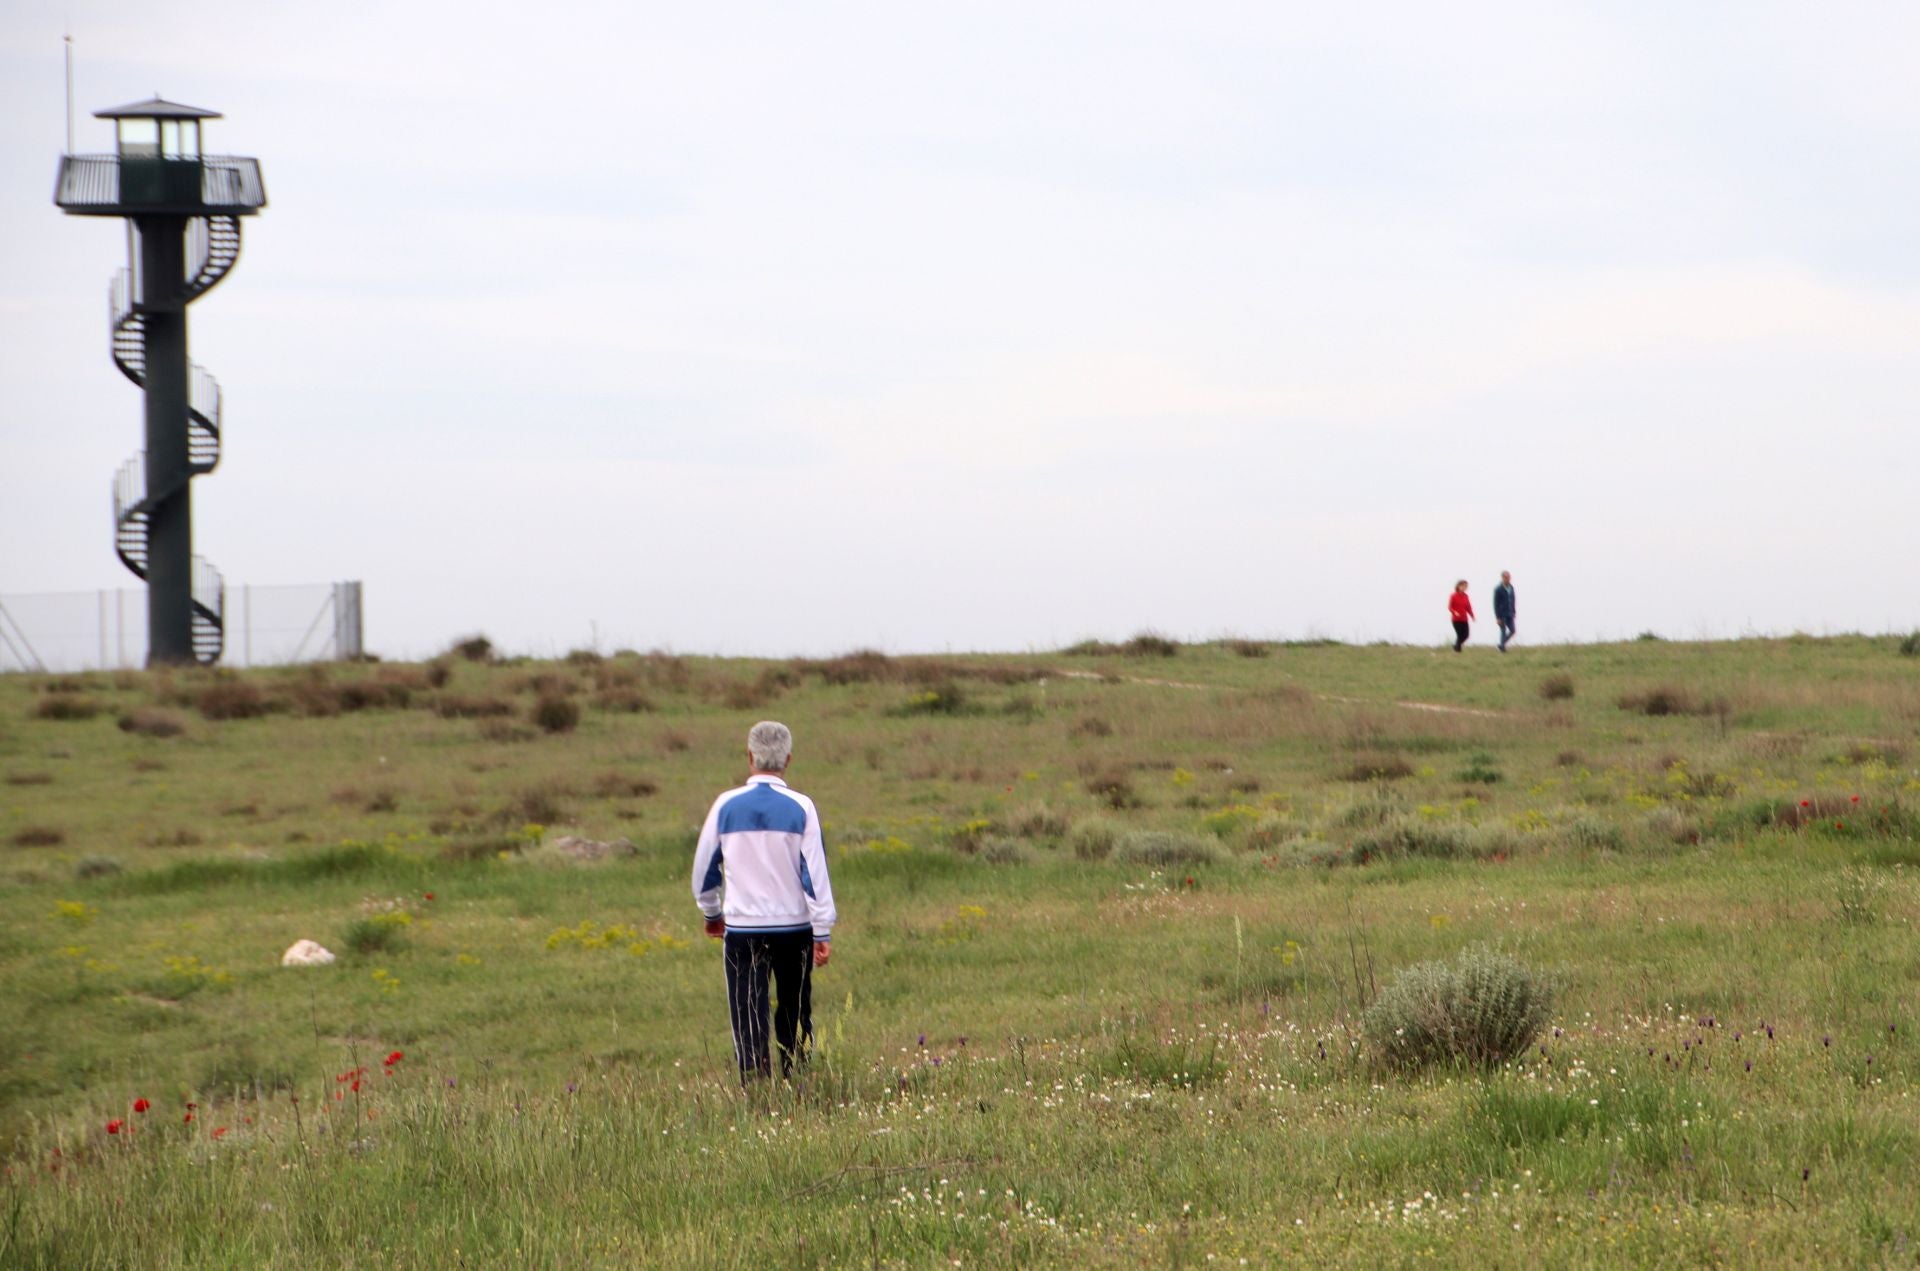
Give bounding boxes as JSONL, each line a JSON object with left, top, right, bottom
{"left": 692, "top": 720, "right": 837, "bottom": 1082}
{"left": 1493, "top": 571, "right": 1517, "bottom": 652}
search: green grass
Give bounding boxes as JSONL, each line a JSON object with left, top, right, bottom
{"left": 2, "top": 637, "right": 1919, "bottom": 1265}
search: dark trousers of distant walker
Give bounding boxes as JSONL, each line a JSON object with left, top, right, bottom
{"left": 1452, "top": 620, "right": 1470, "bottom": 652}
{"left": 723, "top": 929, "right": 814, "bottom": 1081}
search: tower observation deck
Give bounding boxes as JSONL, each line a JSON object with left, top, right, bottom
{"left": 55, "top": 97, "right": 267, "bottom": 665}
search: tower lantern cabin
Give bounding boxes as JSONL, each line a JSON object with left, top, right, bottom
{"left": 56, "top": 97, "right": 265, "bottom": 215}
{"left": 54, "top": 98, "right": 266, "bottom": 666}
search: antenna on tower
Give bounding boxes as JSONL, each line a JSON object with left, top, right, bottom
{"left": 63, "top": 34, "right": 74, "bottom": 152}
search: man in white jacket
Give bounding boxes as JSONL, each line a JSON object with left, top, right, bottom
{"left": 691, "top": 720, "right": 837, "bottom": 1081}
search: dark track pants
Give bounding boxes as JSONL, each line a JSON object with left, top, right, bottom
{"left": 1452, "top": 620, "right": 1470, "bottom": 652}
{"left": 723, "top": 929, "right": 814, "bottom": 1081}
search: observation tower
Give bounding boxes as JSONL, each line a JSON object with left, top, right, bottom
{"left": 55, "top": 98, "right": 267, "bottom": 665}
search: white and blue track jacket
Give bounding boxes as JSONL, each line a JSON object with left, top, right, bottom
{"left": 692, "top": 775, "right": 837, "bottom": 940}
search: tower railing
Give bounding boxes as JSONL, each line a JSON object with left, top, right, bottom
{"left": 54, "top": 154, "right": 266, "bottom": 212}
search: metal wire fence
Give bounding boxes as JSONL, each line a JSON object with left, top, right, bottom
{"left": 0, "top": 581, "right": 362, "bottom": 673}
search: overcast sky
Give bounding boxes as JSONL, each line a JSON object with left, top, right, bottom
{"left": 4, "top": 1, "right": 1917, "bottom": 661}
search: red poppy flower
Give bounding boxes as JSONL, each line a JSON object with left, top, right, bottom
{"left": 424, "top": 892, "right": 435, "bottom": 902}
{"left": 1835, "top": 821, "right": 1844, "bottom": 830}
{"left": 212, "top": 1127, "right": 229, "bottom": 1140}
{"left": 132, "top": 1098, "right": 150, "bottom": 1113}
{"left": 183, "top": 1112, "right": 194, "bottom": 1124}
{"left": 186, "top": 1102, "right": 197, "bottom": 1110}
{"left": 1850, "top": 795, "right": 1861, "bottom": 803}
{"left": 350, "top": 1079, "right": 361, "bottom": 1092}
{"left": 1799, "top": 800, "right": 1811, "bottom": 808}
{"left": 384, "top": 1050, "right": 404, "bottom": 1066}
{"left": 106, "top": 1119, "right": 123, "bottom": 1134}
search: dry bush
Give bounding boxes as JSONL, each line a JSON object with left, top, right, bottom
{"left": 1224, "top": 639, "right": 1271, "bottom": 658}
{"left": 794, "top": 649, "right": 894, "bottom": 685}
{"left": 1084, "top": 770, "right": 1140, "bottom": 809}
{"left": 564, "top": 648, "right": 604, "bottom": 666}
{"left": 660, "top": 730, "right": 693, "bottom": 754}
{"left": 716, "top": 671, "right": 788, "bottom": 711}
{"left": 1841, "top": 740, "right": 1907, "bottom": 766}
{"left": 196, "top": 681, "right": 271, "bottom": 721}
{"left": 424, "top": 660, "right": 455, "bottom": 689}
{"left": 1339, "top": 754, "right": 1415, "bottom": 782}
{"left": 1007, "top": 803, "right": 1070, "bottom": 839}
{"left": 531, "top": 695, "right": 581, "bottom": 735}
{"left": 1554, "top": 749, "right": 1584, "bottom": 768}
{"left": 591, "top": 772, "right": 659, "bottom": 799}
{"left": 513, "top": 671, "right": 579, "bottom": 698}
{"left": 435, "top": 694, "right": 515, "bottom": 719}
{"left": 332, "top": 785, "right": 400, "bottom": 813}
{"left": 32, "top": 695, "right": 103, "bottom": 721}
{"left": 5, "top": 772, "right": 55, "bottom": 786}
{"left": 1122, "top": 633, "right": 1179, "bottom": 657}
{"left": 10, "top": 826, "right": 64, "bottom": 847}
{"left": 1225, "top": 774, "right": 1261, "bottom": 794}
{"left": 592, "top": 687, "right": 655, "bottom": 714}
{"left": 140, "top": 827, "right": 203, "bottom": 847}
{"left": 1616, "top": 684, "right": 1726, "bottom": 718}
{"left": 503, "top": 781, "right": 573, "bottom": 826}
{"left": 440, "top": 832, "right": 529, "bottom": 862}
{"left": 335, "top": 672, "right": 423, "bottom": 712}
{"left": 1070, "top": 716, "right": 1114, "bottom": 738}
{"left": 1538, "top": 673, "right": 1575, "bottom": 701}
{"left": 118, "top": 708, "right": 186, "bottom": 738}
{"left": 448, "top": 634, "right": 494, "bottom": 663}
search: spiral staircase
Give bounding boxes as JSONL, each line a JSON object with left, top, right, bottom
{"left": 108, "top": 214, "right": 242, "bottom": 665}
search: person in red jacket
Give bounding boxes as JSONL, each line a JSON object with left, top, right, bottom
{"left": 1447, "top": 580, "right": 1474, "bottom": 652}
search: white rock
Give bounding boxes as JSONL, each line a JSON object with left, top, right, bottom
{"left": 281, "top": 939, "right": 336, "bottom": 967}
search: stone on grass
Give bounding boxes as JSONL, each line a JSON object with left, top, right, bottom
{"left": 281, "top": 939, "right": 336, "bottom": 967}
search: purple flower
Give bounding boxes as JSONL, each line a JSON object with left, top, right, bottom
{"left": 918, "top": 1033, "right": 926, "bottom": 1048}
{"left": 1823, "top": 1035, "right": 1831, "bottom": 1047}
{"left": 931, "top": 1056, "right": 942, "bottom": 1067}
{"left": 1745, "top": 1060, "right": 1752, "bottom": 1072}
{"left": 566, "top": 1081, "right": 578, "bottom": 1094}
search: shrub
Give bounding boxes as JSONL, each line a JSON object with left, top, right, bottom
{"left": 1007, "top": 803, "right": 1069, "bottom": 840}
{"left": 74, "top": 855, "right": 124, "bottom": 880}
{"left": 1616, "top": 685, "right": 1724, "bottom": 718}
{"left": 341, "top": 916, "right": 409, "bottom": 955}
{"left": 592, "top": 688, "right": 655, "bottom": 714}
{"left": 976, "top": 836, "right": 1030, "bottom": 865}
{"left": 564, "top": 648, "right": 604, "bottom": 666}
{"left": 1568, "top": 817, "right": 1624, "bottom": 852}
{"left": 1084, "top": 771, "right": 1139, "bottom": 809}
{"left": 1455, "top": 753, "right": 1503, "bottom": 784}
{"left": 1554, "top": 750, "right": 1584, "bottom": 768}
{"left": 1070, "top": 716, "right": 1114, "bottom": 738}
{"left": 424, "top": 659, "right": 455, "bottom": 688}
{"left": 532, "top": 695, "right": 581, "bottom": 735}
{"left": 1122, "top": 632, "right": 1180, "bottom": 657}
{"left": 1348, "top": 818, "right": 1472, "bottom": 863}
{"left": 435, "top": 694, "right": 515, "bottom": 719}
{"left": 335, "top": 676, "right": 417, "bottom": 712}
{"left": 4, "top": 772, "right": 54, "bottom": 786}
{"left": 1900, "top": 632, "right": 1920, "bottom": 657}
{"left": 118, "top": 708, "right": 186, "bottom": 738}
{"left": 1114, "top": 830, "right": 1223, "bottom": 867}
{"left": 10, "top": 826, "right": 65, "bottom": 847}
{"left": 450, "top": 634, "right": 494, "bottom": 663}
{"left": 1364, "top": 947, "right": 1555, "bottom": 1070}
{"left": 591, "top": 772, "right": 659, "bottom": 799}
{"left": 1538, "top": 673, "right": 1575, "bottom": 701}
{"left": 507, "top": 781, "right": 572, "bottom": 825}
{"left": 32, "top": 695, "right": 103, "bottom": 721}
{"left": 891, "top": 684, "right": 969, "bottom": 716}
{"left": 1339, "top": 754, "right": 1414, "bottom": 782}
{"left": 1066, "top": 818, "right": 1121, "bottom": 860}
{"left": 196, "top": 681, "right": 270, "bottom": 720}
{"left": 1224, "top": 639, "right": 1271, "bottom": 658}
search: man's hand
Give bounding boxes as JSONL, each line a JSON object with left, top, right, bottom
{"left": 704, "top": 916, "right": 725, "bottom": 939}
{"left": 812, "top": 941, "right": 831, "bottom": 968}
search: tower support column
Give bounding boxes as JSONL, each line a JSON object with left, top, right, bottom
{"left": 138, "top": 215, "right": 194, "bottom": 666}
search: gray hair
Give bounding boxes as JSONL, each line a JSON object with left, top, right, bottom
{"left": 747, "top": 720, "right": 793, "bottom": 772}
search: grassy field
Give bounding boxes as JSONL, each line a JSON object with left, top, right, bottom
{"left": 2, "top": 634, "right": 1918, "bottom": 1267}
